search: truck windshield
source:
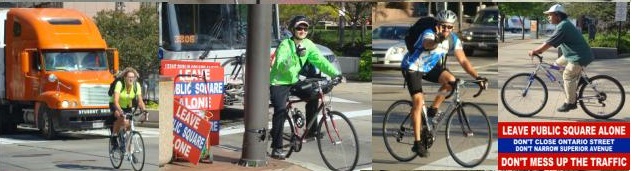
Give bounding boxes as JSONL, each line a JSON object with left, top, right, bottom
{"left": 160, "top": 3, "right": 280, "bottom": 51}
{"left": 473, "top": 10, "right": 499, "bottom": 26}
{"left": 43, "top": 51, "right": 108, "bottom": 71}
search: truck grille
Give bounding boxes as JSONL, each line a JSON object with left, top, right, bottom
{"left": 80, "top": 84, "right": 109, "bottom": 106}
{"left": 472, "top": 32, "right": 498, "bottom": 42}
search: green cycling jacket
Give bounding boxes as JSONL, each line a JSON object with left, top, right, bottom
{"left": 270, "top": 38, "right": 340, "bottom": 85}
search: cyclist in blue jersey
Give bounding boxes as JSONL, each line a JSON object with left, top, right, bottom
{"left": 400, "top": 10, "right": 486, "bottom": 157}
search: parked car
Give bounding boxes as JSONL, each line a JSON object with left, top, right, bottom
{"left": 372, "top": 23, "right": 409, "bottom": 64}
{"left": 460, "top": 6, "right": 499, "bottom": 56}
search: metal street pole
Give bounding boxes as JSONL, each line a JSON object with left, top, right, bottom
{"left": 238, "top": 3, "right": 271, "bottom": 167}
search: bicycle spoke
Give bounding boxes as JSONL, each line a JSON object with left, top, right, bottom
{"left": 579, "top": 75, "right": 625, "bottom": 119}
{"left": 446, "top": 103, "right": 491, "bottom": 167}
{"left": 130, "top": 132, "right": 145, "bottom": 171}
{"left": 382, "top": 100, "right": 417, "bottom": 162}
{"left": 501, "top": 73, "right": 548, "bottom": 117}
{"left": 317, "top": 111, "right": 359, "bottom": 171}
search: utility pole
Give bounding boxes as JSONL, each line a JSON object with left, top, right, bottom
{"left": 238, "top": 3, "right": 271, "bottom": 167}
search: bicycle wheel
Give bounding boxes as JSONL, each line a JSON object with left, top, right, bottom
{"left": 579, "top": 75, "right": 625, "bottom": 119}
{"left": 382, "top": 100, "right": 416, "bottom": 162}
{"left": 501, "top": 73, "right": 548, "bottom": 117}
{"left": 317, "top": 111, "right": 359, "bottom": 171}
{"left": 109, "top": 132, "right": 123, "bottom": 169}
{"left": 446, "top": 102, "right": 492, "bottom": 167}
{"left": 130, "top": 131, "right": 145, "bottom": 171}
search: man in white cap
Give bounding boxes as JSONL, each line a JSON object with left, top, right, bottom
{"left": 528, "top": 4, "right": 594, "bottom": 112}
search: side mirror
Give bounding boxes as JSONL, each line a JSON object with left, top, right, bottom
{"left": 48, "top": 74, "right": 57, "bottom": 83}
{"left": 466, "top": 18, "right": 473, "bottom": 24}
{"left": 107, "top": 48, "right": 119, "bottom": 74}
{"left": 20, "top": 51, "right": 30, "bottom": 73}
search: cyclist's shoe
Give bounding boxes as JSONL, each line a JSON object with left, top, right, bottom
{"left": 556, "top": 103, "right": 577, "bottom": 112}
{"left": 411, "top": 140, "right": 428, "bottom": 157}
{"left": 427, "top": 107, "right": 438, "bottom": 118}
{"left": 270, "top": 148, "right": 286, "bottom": 160}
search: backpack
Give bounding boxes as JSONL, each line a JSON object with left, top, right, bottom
{"left": 405, "top": 17, "right": 438, "bottom": 52}
{"left": 107, "top": 77, "right": 138, "bottom": 97}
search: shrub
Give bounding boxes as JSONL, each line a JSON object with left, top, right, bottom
{"left": 584, "top": 31, "right": 630, "bottom": 54}
{"left": 358, "top": 50, "right": 372, "bottom": 81}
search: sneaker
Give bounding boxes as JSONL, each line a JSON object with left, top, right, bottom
{"left": 270, "top": 148, "right": 286, "bottom": 160}
{"left": 426, "top": 107, "right": 438, "bottom": 118}
{"left": 556, "top": 103, "right": 577, "bottom": 112}
{"left": 411, "top": 140, "right": 428, "bottom": 157}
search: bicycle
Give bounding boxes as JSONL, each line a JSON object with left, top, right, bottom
{"left": 221, "top": 54, "right": 245, "bottom": 105}
{"left": 501, "top": 54, "right": 625, "bottom": 119}
{"left": 270, "top": 77, "right": 359, "bottom": 171}
{"left": 382, "top": 78, "right": 491, "bottom": 167}
{"left": 109, "top": 108, "right": 148, "bottom": 171}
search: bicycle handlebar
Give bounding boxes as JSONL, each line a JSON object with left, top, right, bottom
{"left": 445, "top": 78, "right": 487, "bottom": 99}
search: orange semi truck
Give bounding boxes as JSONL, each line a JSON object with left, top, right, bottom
{"left": 0, "top": 8, "right": 119, "bottom": 139}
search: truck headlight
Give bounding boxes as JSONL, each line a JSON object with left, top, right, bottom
{"left": 461, "top": 31, "right": 473, "bottom": 41}
{"left": 61, "top": 100, "right": 69, "bottom": 108}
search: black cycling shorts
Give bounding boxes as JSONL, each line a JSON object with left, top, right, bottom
{"left": 402, "top": 64, "right": 450, "bottom": 96}
{"left": 106, "top": 103, "right": 132, "bottom": 126}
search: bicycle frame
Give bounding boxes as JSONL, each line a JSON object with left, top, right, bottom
{"left": 424, "top": 79, "right": 481, "bottom": 137}
{"left": 524, "top": 55, "right": 596, "bottom": 101}
{"left": 286, "top": 84, "right": 339, "bottom": 143}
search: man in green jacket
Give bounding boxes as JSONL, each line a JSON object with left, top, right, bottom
{"left": 269, "top": 15, "right": 342, "bottom": 159}
{"left": 529, "top": 4, "right": 594, "bottom": 112}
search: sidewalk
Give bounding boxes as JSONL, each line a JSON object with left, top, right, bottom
{"left": 161, "top": 146, "right": 310, "bottom": 171}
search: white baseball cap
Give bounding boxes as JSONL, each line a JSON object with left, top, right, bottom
{"left": 294, "top": 21, "right": 309, "bottom": 28}
{"left": 544, "top": 4, "right": 566, "bottom": 14}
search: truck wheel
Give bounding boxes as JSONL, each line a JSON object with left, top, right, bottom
{"left": 39, "top": 105, "right": 57, "bottom": 140}
{"left": 464, "top": 48, "right": 475, "bottom": 56}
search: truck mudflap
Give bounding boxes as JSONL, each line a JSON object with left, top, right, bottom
{"left": 53, "top": 109, "right": 112, "bottom": 131}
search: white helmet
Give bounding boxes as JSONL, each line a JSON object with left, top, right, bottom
{"left": 544, "top": 4, "right": 566, "bottom": 14}
{"left": 436, "top": 10, "right": 457, "bottom": 24}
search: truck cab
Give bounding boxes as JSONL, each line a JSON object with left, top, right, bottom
{"left": 459, "top": 6, "right": 499, "bottom": 56}
{"left": 0, "top": 8, "right": 119, "bottom": 139}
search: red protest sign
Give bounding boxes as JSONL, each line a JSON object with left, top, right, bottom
{"left": 173, "top": 101, "right": 211, "bottom": 165}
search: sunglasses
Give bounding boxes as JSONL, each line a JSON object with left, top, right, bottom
{"left": 440, "top": 25, "right": 454, "bottom": 29}
{"left": 296, "top": 27, "right": 308, "bottom": 31}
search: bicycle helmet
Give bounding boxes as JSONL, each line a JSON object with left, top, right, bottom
{"left": 436, "top": 10, "right": 457, "bottom": 24}
{"left": 289, "top": 15, "right": 310, "bottom": 30}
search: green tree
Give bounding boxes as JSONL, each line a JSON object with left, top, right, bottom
{"left": 565, "top": 2, "right": 629, "bottom": 32}
{"left": 327, "top": 2, "right": 374, "bottom": 46}
{"left": 279, "top": 4, "right": 338, "bottom": 27}
{"left": 499, "top": 2, "right": 551, "bottom": 39}
{"left": 94, "top": 4, "right": 159, "bottom": 83}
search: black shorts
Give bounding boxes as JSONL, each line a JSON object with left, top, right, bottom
{"left": 402, "top": 64, "right": 450, "bottom": 96}
{"left": 106, "top": 103, "right": 132, "bottom": 126}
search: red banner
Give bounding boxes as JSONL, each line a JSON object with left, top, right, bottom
{"left": 173, "top": 101, "right": 211, "bottom": 165}
{"left": 498, "top": 122, "right": 629, "bottom": 138}
{"left": 161, "top": 60, "right": 224, "bottom": 164}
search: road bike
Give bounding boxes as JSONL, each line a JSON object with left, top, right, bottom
{"left": 109, "top": 108, "right": 148, "bottom": 171}
{"left": 501, "top": 54, "right": 625, "bottom": 119}
{"left": 222, "top": 54, "right": 245, "bottom": 106}
{"left": 382, "top": 79, "right": 491, "bottom": 167}
{"left": 271, "top": 77, "right": 359, "bottom": 171}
